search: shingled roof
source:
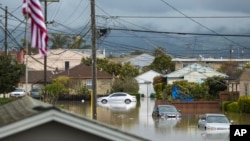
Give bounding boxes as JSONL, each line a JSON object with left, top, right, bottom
{"left": 0, "top": 96, "right": 149, "bottom": 141}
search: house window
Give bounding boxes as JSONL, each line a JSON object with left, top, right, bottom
{"left": 86, "top": 79, "right": 92, "bottom": 89}
{"left": 244, "top": 83, "right": 248, "bottom": 96}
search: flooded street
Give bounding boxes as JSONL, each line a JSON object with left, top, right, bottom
{"left": 57, "top": 98, "right": 250, "bottom": 141}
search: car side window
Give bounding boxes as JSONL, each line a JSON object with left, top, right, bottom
{"left": 110, "top": 94, "right": 118, "bottom": 97}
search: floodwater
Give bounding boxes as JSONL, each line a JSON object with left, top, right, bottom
{"left": 57, "top": 98, "right": 250, "bottom": 141}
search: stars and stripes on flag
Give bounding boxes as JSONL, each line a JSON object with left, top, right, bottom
{"left": 22, "top": 0, "right": 48, "bottom": 56}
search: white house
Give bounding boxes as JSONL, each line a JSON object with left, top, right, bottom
{"left": 164, "top": 63, "right": 228, "bottom": 84}
{"left": 135, "top": 70, "right": 162, "bottom": 97}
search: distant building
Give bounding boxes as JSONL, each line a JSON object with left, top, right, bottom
{"left": 172, "top": 58, "right": 250, "bottom": 70}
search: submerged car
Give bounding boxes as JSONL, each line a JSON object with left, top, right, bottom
{"left": 30, "top": 88, "right": 41, "bottom": 99}
{"left": 97, "top": 92, "right": 136, "bottom": 104}
{"left": 10, "top": 88, "right": 26, "bottom": 97}
{"left": 152, "top": 105, "right": 181, "bottom": 118}
{"left": 197, "top": 113, "right": 232, "bottom": 131}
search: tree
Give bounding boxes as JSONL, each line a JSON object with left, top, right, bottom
{"left": 111, "top": 77, "right": 139, "bottom": 93}
{"left": 144, "top": 54, "right": 175, "bottom": 74}
{"left": 43, "top": 76, "right": 70, "bottom": 105}
{"left": 153, "top": 47, "right": 166, "bottom": 57}
{"left": 203, "top": 76, "right": 227, "bottom": 99}
{"left": 217, "top": 61, "right": 240, "bottom": 75}
{"left": 0, "top": 55, "right": 25, "bottom": 97}
{"left": 119, "top": 62, "right": 139, "bottom": 80}
{"left": 68, "top": 35, "right": 86, "bottom": 49}
{"left": 81, "top": 57, "right": 138, "bottom": 79}
{"left": 50, "top": 33, "right": 70, "bottom": 49}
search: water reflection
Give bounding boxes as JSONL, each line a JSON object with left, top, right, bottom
{"left": 200, "top": 130, "right": 229, "bottom": 141}
{"left": 97, "top": 101, "right": 137, "bottom": 112}
{"left": 56, "top": 99, "right": 250, "bottom": 141}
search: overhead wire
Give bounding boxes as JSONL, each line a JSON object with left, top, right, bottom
{"left": 159, "top": 0, "right": 249, "bottom": 50}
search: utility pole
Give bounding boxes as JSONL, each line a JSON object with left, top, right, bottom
{"left": 44, "top": 0, "right": 47, "bottom": 88}
{"left": 40, "top": 0, "right": 59, "bottom": 88}
{"left": 4, "top": 6, "right": 7, "bottom": 55}
{"left": 91, "top": 0, "right": 97, "bottom": 120}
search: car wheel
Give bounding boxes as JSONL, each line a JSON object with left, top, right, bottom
{"left": 101, "top": 99, "right": 108, "bottom": 104}
{"left": 124, "top": 99, "right": 131, "bottom": 104}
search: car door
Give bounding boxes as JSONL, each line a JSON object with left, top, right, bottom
{"left": 109, "top": 93, "right": 119, "bottom": 102}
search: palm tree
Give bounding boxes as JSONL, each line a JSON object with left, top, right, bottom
{"left": 50, "top": 33, "right": 70, "bottom": 49}
{"left": 68, "top": 35, "right": 86, "bottom": 49}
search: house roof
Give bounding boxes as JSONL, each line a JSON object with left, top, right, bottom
{"left": 0, "top": 96, "right": 149, "bottom": 141}
{"left": 53, "top": 63, "right": 113, "bottom": 79}
{"left": 135, "top": 70, "right": 161, "bottom": 83}
{"left": 19, "top": 64, "right": 113, "bottom": 84}
{"left": 164, "top": 63, "right": 228, "bottom": 78}
{"left": 126, "top": 53, "right": 154, "bottom": 68}
{"left": 19, "top": 70, "right": 54, "bottom": 83}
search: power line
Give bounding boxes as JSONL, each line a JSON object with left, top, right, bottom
{"left": 97, "top": 15, "right": 250, "bottom": 19}
{"left": 110, "top": 28, "right": 250, "bottom": 37}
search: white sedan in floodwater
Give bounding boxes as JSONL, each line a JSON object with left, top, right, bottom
{"left": 97, "top": 92, "right": 137, "bottom": 104}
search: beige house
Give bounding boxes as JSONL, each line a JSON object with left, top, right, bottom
{"left": 19, "top": 63, "right": 114, "bottom": 95}
{"left": 0, "top": 96, "right": 149, "bottom": 141}
{"left": 26, "top": 48, "right": 106, "bottom": 71}
{"left": 239, "top": 68, "right": 250, "bottom": 96}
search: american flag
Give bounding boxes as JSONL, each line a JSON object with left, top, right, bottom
{"left": 22, "top": 0, "right": 48, "bottom": 56}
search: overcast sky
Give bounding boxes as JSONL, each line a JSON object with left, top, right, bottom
{"left": 1, "top": 0, "right": 250, "bottom": 58}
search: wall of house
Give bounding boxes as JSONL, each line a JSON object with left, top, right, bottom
{"left": 3, "top": 121, "right": 110, "bottom": 141}
{"left": 97, "top": 79, "right": 113, "bottom": 95}
{"left": 239, "top": 81, "right": 250, "bottom": 96}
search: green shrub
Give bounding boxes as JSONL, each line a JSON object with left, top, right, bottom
{"left": 227, "top": 102, "right": 239, "bottom": 113}
{"left": 222, "top": 101, "right": 232, "bottom": 112}
{"left": 154, "top": 83, "right": 163, "bottom": 99}
{"left": 238, "top": 96, "right": 250, "bottom": 113}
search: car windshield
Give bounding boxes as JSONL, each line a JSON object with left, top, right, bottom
{"left": 206, "top": 116, "right": 229, "bottom": 123}
{"left": 159, "top": 106, "right": 177, "bottom": 112}
{"left": 32, "top": 89, "right": 40, "bottom": 92}
{"left": 15, "top": 88, "right": 24, "bottom": 92}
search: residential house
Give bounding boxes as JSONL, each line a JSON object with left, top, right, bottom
{"left": 0, "top": 96, "right": 149, "bottom": 141}
{"left": 52, "top": 63, "right": 114, "bottom": 95}
{"left": 164, "top": 63, "right": 228, "bottom": 84}
{"left": 26, "top": 48, "right": 106, "bottom": 71}
{"left": 19, "top": 63, "right": 113, "bottom": 95}
{"left": 19, "top": 70, "right": 54, "bottom": 93}
{"left": 135, "top": 70, "right": 161, "bottom": 97}
{"left": 239, "top": 68, "right": 250, "bottom": 96}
